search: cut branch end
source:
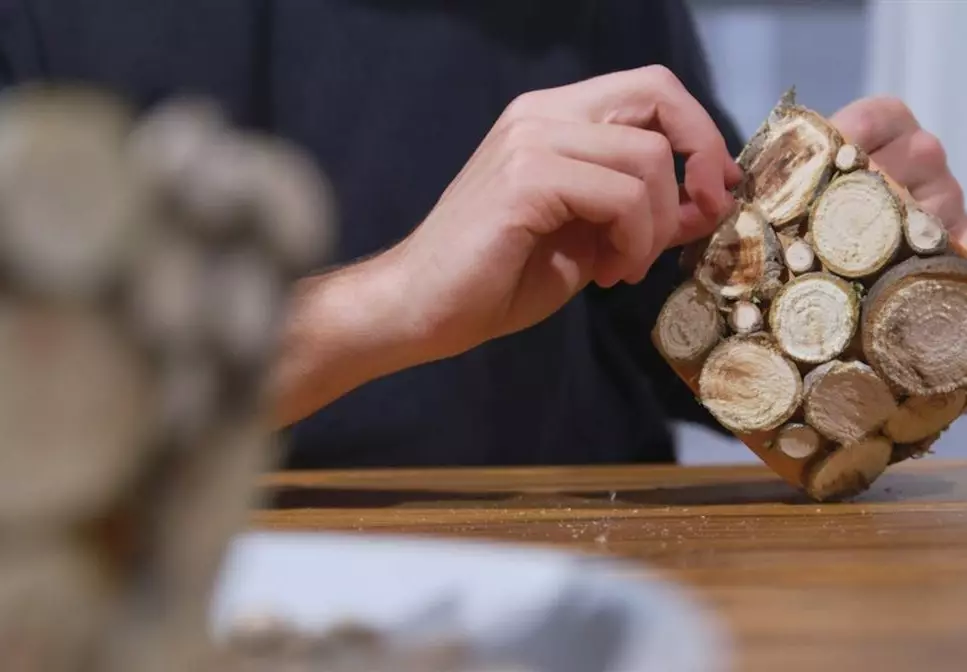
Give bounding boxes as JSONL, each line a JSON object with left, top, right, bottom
{"left": 737, "top": 98, "right": 840, "bottom": 228}
{"left": 809, "top": 170, "right": 904, "bottom": 278}
{"left": 904, "top": 204, "right": 949, "bottom": 255}
{"left": 654, "top": 280, "right": 725, "bottom": 364}
{"left": 804, "top": 436, "right": 893, "bottom": 502}
{"left": 728, "top": 300, "right": 763, "bottom": 335}
{"left": 768, "top": 272, "right": 860, "bottom": 364}
{"left": 695, "top": 203, "right": 783, "bottom": 303}
{"left": 783, "top": 238, "right": 816, "bottom": 275}
{"left": 698, "top": 335, "right": 803, "bottom": 434}
{"left": 884, "top": 390, "right": 966, "bottom": 444}
{"left": 776, "top": 423, "right": 824, "bottom": 460}
{"left": 803, "top": 360, "right": 897, "bottom": 444}
{"left": 863, "top": 255, "right": 967, "bottom": 396}
{"left": 834, "top": 144, "right": 869, "bottom": 173}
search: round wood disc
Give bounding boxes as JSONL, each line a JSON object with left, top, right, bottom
{"left": 654, "top": 280, "right": 724, "bottom": 363}
{"left": 699, "top": 335, "right": 803, "bottom": 434}
{"left": 769, "top": 272, "right": 860, "bottom": 364}
{"left": 809, "top": 171, "right": 904, "bottom": 278}
{"left": 863, "top": 256, "right": 967, "bottom": 396}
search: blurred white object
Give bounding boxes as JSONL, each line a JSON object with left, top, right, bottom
{"left": 866, "top": 0, "right": 967, "bottom": 188}
{"left": 211, "top": 532, "right": 731, "bottom": 672}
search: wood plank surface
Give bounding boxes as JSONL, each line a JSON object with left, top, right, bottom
{"left": 252, "top": 460, "right": 967, "bottom": 672}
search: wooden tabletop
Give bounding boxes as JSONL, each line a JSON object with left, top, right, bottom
{"left": 252, "top": 459, "right": 967, "bottom": 672}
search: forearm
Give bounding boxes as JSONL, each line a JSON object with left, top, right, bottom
{"left": 268, "top": 250, "right": 429, "bottom": 428}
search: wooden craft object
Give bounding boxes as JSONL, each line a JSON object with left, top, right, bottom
{"left": 653, "top": 88, "right": 967, "bottom": 502}
{"left": 0, "top": 84, "right": 335, "bottom": 671}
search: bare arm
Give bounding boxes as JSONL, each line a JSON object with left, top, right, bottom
{"left": 269, "top": 251, "right": 429, "bottom": 428}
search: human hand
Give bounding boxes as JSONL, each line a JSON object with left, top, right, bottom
{"left": 831, "top": 97, "right": 967, "bottom": 242}
{"left": 388, "top": 66, "right": 741, "bottom": 360}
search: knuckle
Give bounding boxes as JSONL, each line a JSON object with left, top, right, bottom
{"left": 618, "top": 178, "right": 651, "bottom": 218}
{"left": 628, "top": 178, "right": 650, "bottom": 207}
{"left": 881, "top": 96, "right": 916, "bottom": 122}
{"left": 502, "top": 147, "right": 543, "bottom": 195}
{"left": 910, "top": 130, "right": 947, "bottom": 169}
{"left": 643, "top": 64, "right": 683, "bottom": 90}
{"left": 501, "top": 116, "right": 543, "bottom": 150}
{"left": 638, "top": 132, "right": 674, "bottom": 166}
{"left": 504, "top": 91, "right": 542, "bottom": 120}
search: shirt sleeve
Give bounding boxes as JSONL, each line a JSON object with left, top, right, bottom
{"left": 588, "top": 0, "right": 747, "bottom": 435}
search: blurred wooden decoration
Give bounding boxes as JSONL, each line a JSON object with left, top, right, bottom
{"left": 654, "top": 88, "right": 967, "bottom": 502}
{"left": 0, "top": 84, "right": 337, "bottom": 671}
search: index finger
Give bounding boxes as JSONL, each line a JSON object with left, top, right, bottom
{"left": 509, "top": 66, "right": 738, "bottom": 220}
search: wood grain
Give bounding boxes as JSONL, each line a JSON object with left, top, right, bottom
{"left": 253, "top": 460, "right": 967, "bottom": 672}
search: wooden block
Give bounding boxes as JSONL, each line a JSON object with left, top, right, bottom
{"left": 653, "top": 88, "right": 967, "bottom": 501}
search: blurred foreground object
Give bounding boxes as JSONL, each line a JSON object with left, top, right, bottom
{"left": 0, "top": 83, "right": 338, "bottom": 671}
{"left": 655, "top": 88, "right": 967, "bottom": 502}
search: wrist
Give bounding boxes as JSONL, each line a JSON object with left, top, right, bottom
{"left": 335, "top": 247, "right": 439, "bottom": 373}
{"left": 269, "top": 246, "right": 435, "bottom": 427}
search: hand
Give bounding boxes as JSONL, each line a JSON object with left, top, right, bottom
{"left": 388, "top": 65, "right": 741, "bottom": 360}
{"left": 831, "top": 97, "right": 967, "bottom": 241}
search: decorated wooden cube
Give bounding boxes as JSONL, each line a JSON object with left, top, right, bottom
{"left": 0, "top": 84, "right": 334, "bottom": 671}
{"left": 653, "top": 89, "right": 967, "bottom": 502}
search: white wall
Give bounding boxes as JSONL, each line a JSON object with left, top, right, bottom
{"left": 676, "top": 0, "right": 967, "bottom": 464}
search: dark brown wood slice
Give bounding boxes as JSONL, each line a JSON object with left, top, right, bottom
{"left": 863, "top": 255, "right": 967, "bottom": 396}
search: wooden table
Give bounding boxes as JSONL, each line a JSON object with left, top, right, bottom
{"left": 253, "top": 459, "right": 967, "bottom": 672}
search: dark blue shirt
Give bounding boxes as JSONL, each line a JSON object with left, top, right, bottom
{"left": 0, "top": 0, "right": 744, "bottom": 468}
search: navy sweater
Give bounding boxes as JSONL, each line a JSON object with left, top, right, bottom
{"left": 0, "top": 0, "right": 745, "bottom": 468}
